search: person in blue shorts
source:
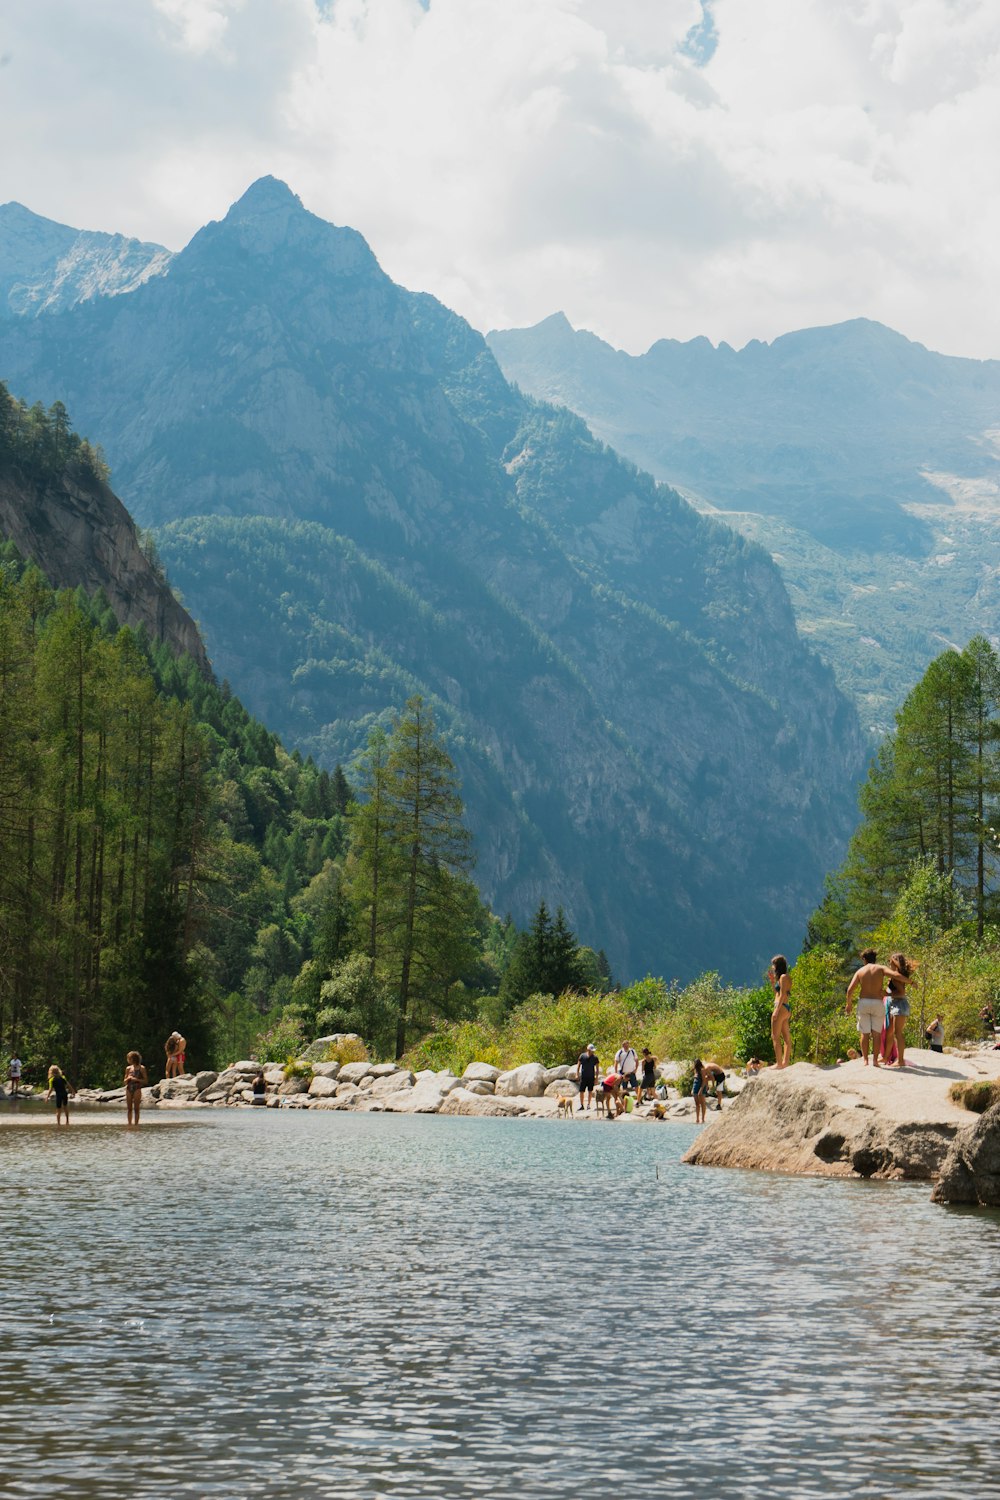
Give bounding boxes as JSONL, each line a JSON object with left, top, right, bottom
{"left": 692, "top": 1058, "right": 706, "bottom": 1123}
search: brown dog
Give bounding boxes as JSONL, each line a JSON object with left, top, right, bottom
{"left": 557, "top": 1094, "right": 575, "bottom": 1119}
{"left": 595, "top": 1086, "right": 608, "bottom": 1117}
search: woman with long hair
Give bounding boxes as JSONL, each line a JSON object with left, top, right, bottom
{"left": 692, "top": 1058, "right": 707, "bottom": 1123}
{"left": 883, "top": 953, "right": 917, "bottom": 1069}
{"left": 769, "top": 955, "right": 792, "bottom": 1069}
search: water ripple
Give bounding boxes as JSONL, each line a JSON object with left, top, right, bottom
{"left": 2, "top": 1111, "right": 998, "bottom": 1497}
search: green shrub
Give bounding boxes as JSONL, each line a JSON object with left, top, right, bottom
{"left": 322, "top": 1036, "right": 369, "bottom": 1065}
{"left": 252, "top": 1013, "right": 307, "bottom": 1064}
{"left": 949, "top": 1080, "right": 1000, "bottom": 1114}
{"left": 282, "top": 1057, "right": 312, "bottom": 1080}
{"left": 730, "top": 986, "right": 774, "bottom": 1063}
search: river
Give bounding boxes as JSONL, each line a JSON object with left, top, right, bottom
{"left": 2, "top": 1108, "right": 998, "bottom": 1497}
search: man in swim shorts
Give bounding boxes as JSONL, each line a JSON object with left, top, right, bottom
{"left": 844, "top": 950, "right": 906, "bottom": 1067}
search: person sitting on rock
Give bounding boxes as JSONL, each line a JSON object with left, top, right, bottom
{"left": 251, "top": 1069, "right": 267, "bottom": 1104}
{"left": 925, "top": 1015, "right": 945, "bottom": 1054}
{"left": 845, "top": 950, "right": 908, "bottom": 1067}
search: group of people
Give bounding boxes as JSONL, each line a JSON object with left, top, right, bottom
{"left": 573, "top": 1040, "right": 660, "bottom": 1114}
{"left": 5, "top": 1029, "right": 186, "bottom": 1125}
{"left": 844, "top": 948, "right": 937, "bottom": 1068}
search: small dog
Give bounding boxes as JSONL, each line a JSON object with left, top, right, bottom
{"left": 652, "top": 1101, "right": 668, "bottom": 1121}
{"left": 595, "top": 1086, "right": 608, "bottom": 1118}
{"left": 557, "top": 1094, "right": 575, "bottom": 1119}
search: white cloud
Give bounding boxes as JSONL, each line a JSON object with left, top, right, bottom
{"left": 2, "top": 0, "right": 1000, "bottom": 357}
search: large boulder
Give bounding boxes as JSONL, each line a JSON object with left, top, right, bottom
{"left": 308, "top": 1075, "right": 339, "bottom": 1099}
{"left": 339, "top": 1061, "right": 373, "bottom": 1085}
{"left": 932, "top": 1101, "right": 1000, "bottom": 1207}
{"left": 157, "top": 1077, "right": 199, "bottom": 1102}
{"left": 370, "top": 1070, "right": 415, "bottom": 1097}
{"left": 544, "top": 1079, "right": 580, "bottom": 1098}
{"left": 439, "top": 1088, "right": 527, "bottom": 1117}
{"left": 495, "top": 1063, "right": 547, "bottom": 1098}
{"left": 194, "top": 1070, "right": 218, "bottom": 1094}
{"left": 387, "top": 1077, "right": 451, "bottom": 1114}
{"left": 299, "top": 1033, "right": 363, "bottom": 1063}
{"left": 335, "top": 1081, "right": 362, "bottom": 1100}
{"left": 462, "top": 1062, "right": 501, "bottom": 1084}
{"left": 544, "top": 1065, "right": 577, "bottom": 1084}
{"left": 369, "top": 1063, "right": 400, "bottom": 1078}
{"left": 461, "top": 1080, "right": 494, "bottom": 1096}
{"left": 277, "top": 1075, "right": 311, "bottom": 1097}
{"left": 681, "top": 1058, "right": 983, "bottom": 1180}
{"left": 310, "top": 1061, "right": 341, "bottom": 1080}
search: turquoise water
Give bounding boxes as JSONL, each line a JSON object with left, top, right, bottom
{"left": 2, "top": 1109, "right": 998, "bottom": 1498}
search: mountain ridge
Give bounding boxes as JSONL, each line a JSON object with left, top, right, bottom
{"left": 0, "top": 179, "right": 865, "bottom": 980}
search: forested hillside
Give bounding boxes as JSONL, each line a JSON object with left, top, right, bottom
{"left": 0, "top": 179, "right": 866, "bottom": 980}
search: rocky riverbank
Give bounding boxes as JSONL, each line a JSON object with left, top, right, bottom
{"left": 53, "top": 1053, "right": 706, "bottom": 1121}
{"left": 681, "top": 1046, "right": 1000, "bottom": 1188}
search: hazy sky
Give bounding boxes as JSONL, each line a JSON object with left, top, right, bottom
{"left": 4, "top": 0, "right": 1000, "bottom": 357}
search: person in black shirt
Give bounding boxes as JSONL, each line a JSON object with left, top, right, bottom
{"left": 46, "top": 1065, "right": 72, "bottom": 1125}
{"left": 575, "top": 1044, "right": 600, "bottom": 1111}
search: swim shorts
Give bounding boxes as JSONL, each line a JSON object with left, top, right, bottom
{"left": 888, "top": 998, "right": 910, "bottom": 1018}
{"left": 857, "top": 999, "right": 884, "bottom": 1035}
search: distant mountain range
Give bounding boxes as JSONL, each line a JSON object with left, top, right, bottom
{"left": 0, "top": 180, "right": 864, "bottom": 980}
{"left": 489, "top": 313, "right": 1000, "bottom": 732}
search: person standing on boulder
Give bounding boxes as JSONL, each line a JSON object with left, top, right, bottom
{"left": 8, "top": 1052, "right": 22, "bottom": 1097}
{"left": 575, "top": 1043, "right": 599, "bottom": 1111}
{"left": 769, "top": 956, "right": 792, "bottom": 1068}
{"left": 845, "top": 950, "right": 906, "bottom": 1066}
{"left": 164, "top": 1032, "right": 186, "bottom": 1079}
{"left": 883, "top": 953, "right": 917, "bottom": 1069}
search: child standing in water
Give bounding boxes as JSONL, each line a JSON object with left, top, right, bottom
{"left": 124, "top": 1051, "right": 148, "bottom": 1126}
{"left": 46, "top": 1065, "right": 72, "bottom": 1125}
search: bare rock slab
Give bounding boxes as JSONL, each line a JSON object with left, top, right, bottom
{"left": 682, "top": 1051, "right": 1000, "bottom": 1182}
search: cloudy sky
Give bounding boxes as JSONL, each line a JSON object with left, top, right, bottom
{"left": 3, "top": 0, "right": 1000, "bottom": 357}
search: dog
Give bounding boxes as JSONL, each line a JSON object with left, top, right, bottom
{"left": 652, "top": 1101, "right": 668, "bottom": 1121}
{"left": 556, "top": 1094, "right": 575, "bottom": 1119}
{"left": 594, "top": 1086, "right": 608, "bottom": 1118}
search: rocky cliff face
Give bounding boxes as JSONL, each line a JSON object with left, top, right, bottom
{"left": 0, "top": 456, "right": 209, "bottom": 672}
{"left": 0, "top": 202, "right": 171, "bottom": 318}
{"left": 0, "top": 178, "right": 865, "bottom": 979}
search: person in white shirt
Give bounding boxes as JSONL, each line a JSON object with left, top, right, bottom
{"left": 614, "top": 1040, "right": 638, "bottom": 1094}
{"left": 8, "top": 1055, "right": 23, "bottom": 1097}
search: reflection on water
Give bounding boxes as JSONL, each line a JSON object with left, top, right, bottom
{"left": 2, "top": 1110, "right": 998, "bottom": 1497}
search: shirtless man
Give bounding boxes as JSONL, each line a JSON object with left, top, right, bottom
{"left": 844, "top": 950, "right": 905, "bottom": 1066}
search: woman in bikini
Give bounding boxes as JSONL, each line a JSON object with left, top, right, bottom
{"left": 124, "top": 1051, "right": 148, "bottom": 1126}
{"left": 883, "top": 953, "right": 917, "bottom": 1069}
{"left": 692, "top": 1058, "right": 707, "bottom": 1123}
{"left": 769, "top": 954, "right": 792, "bottom": 1069}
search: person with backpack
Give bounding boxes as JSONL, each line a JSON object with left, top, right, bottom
{"left": 614, "top": 1040, "right": 638, "bottom": 1094}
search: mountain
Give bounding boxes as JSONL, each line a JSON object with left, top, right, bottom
{"left": 488, "top": 314, "right": 1000, "bottom": 731}
{"left": 0, "top": 178, "right": 865, "bottom": 980}
{"left": 0, "top": 202, "right": 171, "bottom": 318}
{"left": 0, "top": 383, "right": 208, "bottom": 671}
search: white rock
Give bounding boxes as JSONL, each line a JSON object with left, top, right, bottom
{"left": 335, "top": 1081, "right": 361, "bottom": 1099}
{"left": 370, "top": 1071, "right": 415, "bottom": 1097}
{"left": 495, "top": 1063, "right": 548, "bottom": 1098}
{"left": 277, "top": 1075, "right": 310, "bottom": 1097}
{"left": 544, "top": 1079, "right": 580, "bottom": 1098}
{"left": 461, "top": 1080, "right": 494, "bottom": 1096}
{"left": 462, "top": 1062, "right": 501, "bottom": 1084}
{"left": 369, "top": 1062, "right": 399, "bottom": 1078}
{"left": 439, "top": 1089, "right": 527, "bottom": 1117}
{"left": 193, "top": 1070, "right": 218, "bottom": 1093}
{"left": 544, "top": 1065, "right": 577, "bottom": 1083}
{"left": 264, "top": 1067, "right": 285, "bottom": 1087}
{"left": 388, "top": 1078, "right": 451, "bottom": 1114}
{"left": 310, "top": 1061, "right": 341, "bottom": 1079}
{"left": 308, "top": 1075, "right": 339, "bottom": 1098}
{"left": 158, "top": 1077, "right": 199, "bottom": 1102}
{"left": 339, "top": 1061, "right": 373, "bottom": 1084}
